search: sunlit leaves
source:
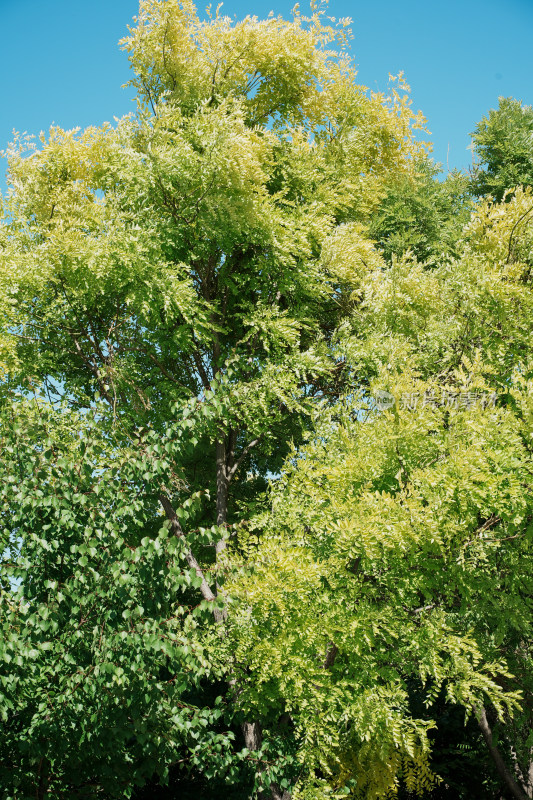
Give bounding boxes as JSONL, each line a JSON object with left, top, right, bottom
{"left": 225, "top": 186, "right": 533, "bottom": 797}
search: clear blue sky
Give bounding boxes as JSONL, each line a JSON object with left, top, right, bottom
{"left": 1, "top": 0, "right": 532, "bottom": 185}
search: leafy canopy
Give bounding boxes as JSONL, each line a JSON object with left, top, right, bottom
{"left": 227, "top": 189, "right": 533, "bottom": 798}
{"left": 2, "top": 2, "right": 533, "bottom": 799}
{"left": 471, "top": 97, "right": 533, "bottom": 201}
{"left": 0, "top": 2, "right": 428, "bottom": 797}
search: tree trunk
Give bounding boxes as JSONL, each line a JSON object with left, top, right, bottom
{"left": 215, "top": 430, "right": 286, "bottom": 797}
{"left": 242, "top": 720, "right": 291, "bottom": 800}
{"left": 527, "top": 752, "right": 533, "bottom": 797}
{"left": 475, "top": 706, "right": 531, "bottom": 800}
{"left": 243, "top": 720, "right": 263, "bottom": 751}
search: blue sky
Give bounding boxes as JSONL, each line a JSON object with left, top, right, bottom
{"left": 1, "top": 0, "right": 532, "bottom": 184}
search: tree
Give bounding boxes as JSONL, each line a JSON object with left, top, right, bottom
{"left": 470, "top": 97, "right": 533, "bottom": 201}
{"left": 226, "top": 189, "right": 533, "bottom": 799}
{"left": 0, "top": 2, "right": 425, "bottom": 797}
{"left": 367, "top": 159, "right": 472, "bottom": 265}
{"left": 0, "top": 398, "right": 241, "bottom": 798}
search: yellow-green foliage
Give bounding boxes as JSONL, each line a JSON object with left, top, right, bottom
{"left": 0, "top": 3, "right": 426, "bottom": 412}
{"left": 2, "top": 4, "right": 532, "bottom": 798}
{"left": 227, "top": 191, "right": 533, "bottom": 798}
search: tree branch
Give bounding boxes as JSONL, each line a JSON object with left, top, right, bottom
{"left": 159, "top": 494, "right": 216, "bottom": 604}
{"left": 191, "top": 346, "right": 211, "bottom": 391}
{"left": 475, "top": 706, "right": 531, "bottom": 800}
{"left": 227, "top": 436, "right": 261, "bottom": 483}
{"left": 506, "top": 204, "right": 533, "bottom": 264}
{"left": 71, "top": 335, "right": 115, "bottom": 406}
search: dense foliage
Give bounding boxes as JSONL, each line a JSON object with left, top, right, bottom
{"left": 470, "top": 96, "right": 533, "bottom": 201}
{"left": 229, "top": 189, "right": 533, "bottom": 798}
{"left": 1, "top": 3, "right": 532, "bottom": 799}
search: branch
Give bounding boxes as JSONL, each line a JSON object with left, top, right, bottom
{"left": 128, "top": 343, "right": 185, "bottom": 387}
{"left": 506, "top": 204, "right": 533, "bottom": 264}
{"left": 412, "top": 603, "right": 436, "bottom": 615}
{"left": 191, "top": 345, "right": 211, "bottom": 392}
{"left": 464, "top": 515, "right": 502, "bottom": 549}
{"left": 159, "top": 494, "right": 216, "bottom": 604}
{"left": 475, "top": 706, "right": 531, "bottom": 800}
{"left": 227, "top": 436, "right": 261, "bottom": 483}
{"left": 71, "top": 336, "right": 114, "bottom": 406}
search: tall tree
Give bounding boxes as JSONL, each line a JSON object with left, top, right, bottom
{"left": 227, "top": 188, "right": 533, "bottom": 799}
{"left": 0, "top": 2, "right": 425, "bottom": 797}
